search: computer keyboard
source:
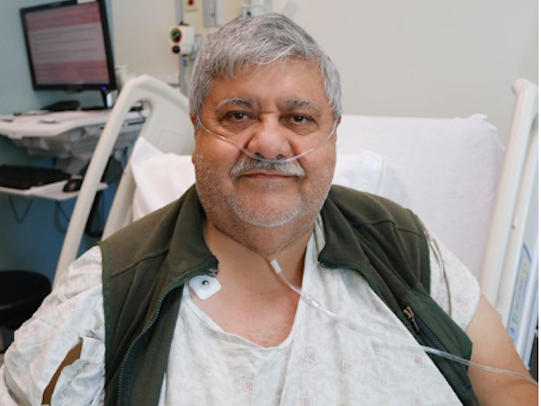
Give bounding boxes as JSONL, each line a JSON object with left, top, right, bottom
{"left": 0, "top": 165, "right": 71, "bottom": 189}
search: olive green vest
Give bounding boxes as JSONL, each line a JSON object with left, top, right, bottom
{"left": 99, "top": 185, "right": 479, "bottom": 405}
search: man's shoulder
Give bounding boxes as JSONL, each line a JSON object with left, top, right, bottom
{"left": 98, "top": 186, "right": 211, "bottom": 280}
{"left": 105, "top": 198, "right": 182, "bottom": 249}
{"left": 98, "top": 187, "right": 198, "bottom": 276}
{"left": 97, "top": 199, "right": 179, "bottom": 279}
{"left": 322, "top": 186, "right": 430, "bottom": 300}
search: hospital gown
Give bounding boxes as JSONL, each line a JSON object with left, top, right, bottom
{"left": 0, "top": 218, "right": 479, "bottom": 405}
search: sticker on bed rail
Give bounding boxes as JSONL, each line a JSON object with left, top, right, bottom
{"left": 507, "top": 244, "right": 532, "bottom": 343}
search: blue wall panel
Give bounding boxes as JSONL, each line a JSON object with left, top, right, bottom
{"left": 0, "top": 0, "right": 114, "bottom": 283}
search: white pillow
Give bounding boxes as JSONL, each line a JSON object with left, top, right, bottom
{"left": 333, "top": 149, "right": 386, "bottom": 195}
{"left": 131, "top": 137, "right": 386, "bottom": 221}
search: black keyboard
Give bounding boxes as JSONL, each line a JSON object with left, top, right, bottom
{"left": 0, "top": 165, "right": 71, "bottom": 189}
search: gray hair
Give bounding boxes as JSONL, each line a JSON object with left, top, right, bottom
{"left": 189, "top": 13, "right": 342, "bottom": 120}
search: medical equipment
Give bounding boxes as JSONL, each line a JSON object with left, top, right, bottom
{"left": 480, "top": 79, "right": 539, "bottom": 363}
{"left": 170, "top": 25, "right": 196, "bottom": 55}
{"left": 242, "top": 0, "right": 273, "bottom": 17}
{"left": 203, "top": 0, "right": 224, "bottom": 27}
{"left": 270, "top": 257, "right": 538, "bottom": 387}
{"left": 169, "top": 23, "right": 196, "bottom": 95}
{"left": 189, "top": 272, "right": 222, "bottom": 300}
{"left": 20, "top": 0, "right": 117, "bottom": 108}
{"left": 53, "top": 75, "right": 538, "bottom": 368}
{"left": 0, "top": 110, "right": 146, "bottom": 176}
{"left": 196, "top": 115, "right": 338, "bottom": 163}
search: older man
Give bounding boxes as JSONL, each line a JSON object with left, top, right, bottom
{"left": 0, "top": 13, "right": 536, "bottom": 406}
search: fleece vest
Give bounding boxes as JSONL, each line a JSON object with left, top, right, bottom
{"left": 99, "top": 185, "right": 479, "bottom": 405}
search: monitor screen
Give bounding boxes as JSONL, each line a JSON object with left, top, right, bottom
{"left": 20, "top": 0, "right": 117, "bottom": 92}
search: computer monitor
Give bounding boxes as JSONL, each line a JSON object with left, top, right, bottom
{"left": 20, "top": 0, "right": 117, "bottom": 95}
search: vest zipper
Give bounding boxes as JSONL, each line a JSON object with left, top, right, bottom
{"left": 403, "top": 306, "right": 419, "bottom": 333}
{"left": 116, "top": 271, "right": 209, "bottom": 405}
{"left": 321, "top": 261, "right": 471, "bottom": 390}
{"left": 403, "top": 305, "right": 472, "bottom": 389}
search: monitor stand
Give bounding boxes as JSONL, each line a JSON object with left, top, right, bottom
{"left": 82, "top": 89, "right": 117, "bottom": 111}
{"left": 101, "top": 88, "right": 117, "bottom": 109}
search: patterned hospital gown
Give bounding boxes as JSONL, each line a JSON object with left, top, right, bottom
{"left": 0, "top": 217, "right": 479, "bottom": 405}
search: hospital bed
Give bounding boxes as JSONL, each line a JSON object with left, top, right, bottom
{"left": 54, "top": 75, "right": 539, "bottom": 365}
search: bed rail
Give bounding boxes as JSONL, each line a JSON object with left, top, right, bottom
{"left": 480, "top": 79, "right": 538, "bottom": 361}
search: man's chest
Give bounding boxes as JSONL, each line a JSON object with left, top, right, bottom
{"left": 158, "top": 273, "right": 462, "bottom": 406}
{"left": 189, "top": 285, "right": 300, "bottom": 347}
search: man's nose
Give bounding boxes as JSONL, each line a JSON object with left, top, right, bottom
{"left": 244, "top": 117, "right": 294, "bottom": 160}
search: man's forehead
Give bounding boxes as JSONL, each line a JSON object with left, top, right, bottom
{"left": 200, "top": 59, "right": 332, "bottom": 116}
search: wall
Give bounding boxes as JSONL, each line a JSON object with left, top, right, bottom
{"left": 286, "top": 0, "right": 538, "bottom": 144}
{"left": 111, "top": 0, "right": 243, "bottom": 82}
{"left": 0, "top": 0, "right": 536, "bottom": 282}
{"left": 0, "top": 0, "right": 111, "bottom": 283}
{"left": 112, "top": 0, "right": 537, "bottom": 144}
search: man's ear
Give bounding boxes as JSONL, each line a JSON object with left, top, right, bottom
{"left": 190, "top": 113, "right": 197, "bottom": 164}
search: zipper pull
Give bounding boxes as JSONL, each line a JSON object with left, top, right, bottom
{"left": 403, "top": 306, "right": 420, "bottom": 333}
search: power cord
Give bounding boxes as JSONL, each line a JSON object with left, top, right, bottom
{"left": 8, "top": 195, "right": 33, "bottom": 223}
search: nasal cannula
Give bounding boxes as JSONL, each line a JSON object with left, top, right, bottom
{"left": 270, "top": 258, "right": 538, "bottom": 387}
{"left": 197, "top": 115, "right": 339, "bottom": 163}
{"left": 200, "top": 115, "right": 539, "bottom": 388}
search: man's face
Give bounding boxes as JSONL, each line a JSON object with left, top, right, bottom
{"left": 192, "top": 59, "right": 337, "bottom": 232}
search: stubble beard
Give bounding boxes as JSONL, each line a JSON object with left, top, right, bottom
{"left": 193, "top": 152, "right": 334, "bottom": 255}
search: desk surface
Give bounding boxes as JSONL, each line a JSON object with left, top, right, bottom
{"left": 0, "top": 110, "right": 146, "bottom": 162}
{"left": 0, "top": 180, "right": 108, "bottom": 201}
{"left": 0, "top": 110, "right": 146, "bottom": 139}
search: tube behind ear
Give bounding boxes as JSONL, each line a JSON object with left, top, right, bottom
{"left": 196, "top": 116, "right": 338, "bottom": 163}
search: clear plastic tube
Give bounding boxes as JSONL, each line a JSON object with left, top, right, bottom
{"left": 196, "top": 116, "right": 338, "bottom": 163}
{"left": 270, "top": 259, "right": 539, "bottom": 387}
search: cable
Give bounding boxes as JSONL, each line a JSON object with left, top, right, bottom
{"left": 420, "top": 346, "right": 539, "bottom": 386}
{"left": 55, "top": 201, "right": 72, "bottom": 233}
{"left": 270, "top": 259, "right": 539, "bottom": 387}
{"left": 8, "top": 195, "right": 33, "bottom": 223}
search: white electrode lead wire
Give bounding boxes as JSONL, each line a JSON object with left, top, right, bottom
{"left": 270, "top": 259, "right": 538, "bottom": 387}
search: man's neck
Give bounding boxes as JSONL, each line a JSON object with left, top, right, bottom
{"left": 203, "top": 218, "right": 314, "bottom": 293}
{"left": 192, "top": 217, "right": 314, "bottom": 347}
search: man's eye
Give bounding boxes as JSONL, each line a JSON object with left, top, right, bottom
{"left": 226, "top": 112, "right": 249, "bottom": 121}
{"left": 290, "top": 115, "right": 312, "bottom": 124}
{"left": 220, "top": 112, "right": 253, "bottom": 132}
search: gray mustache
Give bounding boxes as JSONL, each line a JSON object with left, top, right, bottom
{"left": 230, "top": 158, "right": 306, "bottom": 177}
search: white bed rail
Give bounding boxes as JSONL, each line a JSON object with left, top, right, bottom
{"left": 480, "top": 79, "right": 538, "bottom": 329}
{"left": 53, "top": 75, "right": 193, "bottom": 287}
